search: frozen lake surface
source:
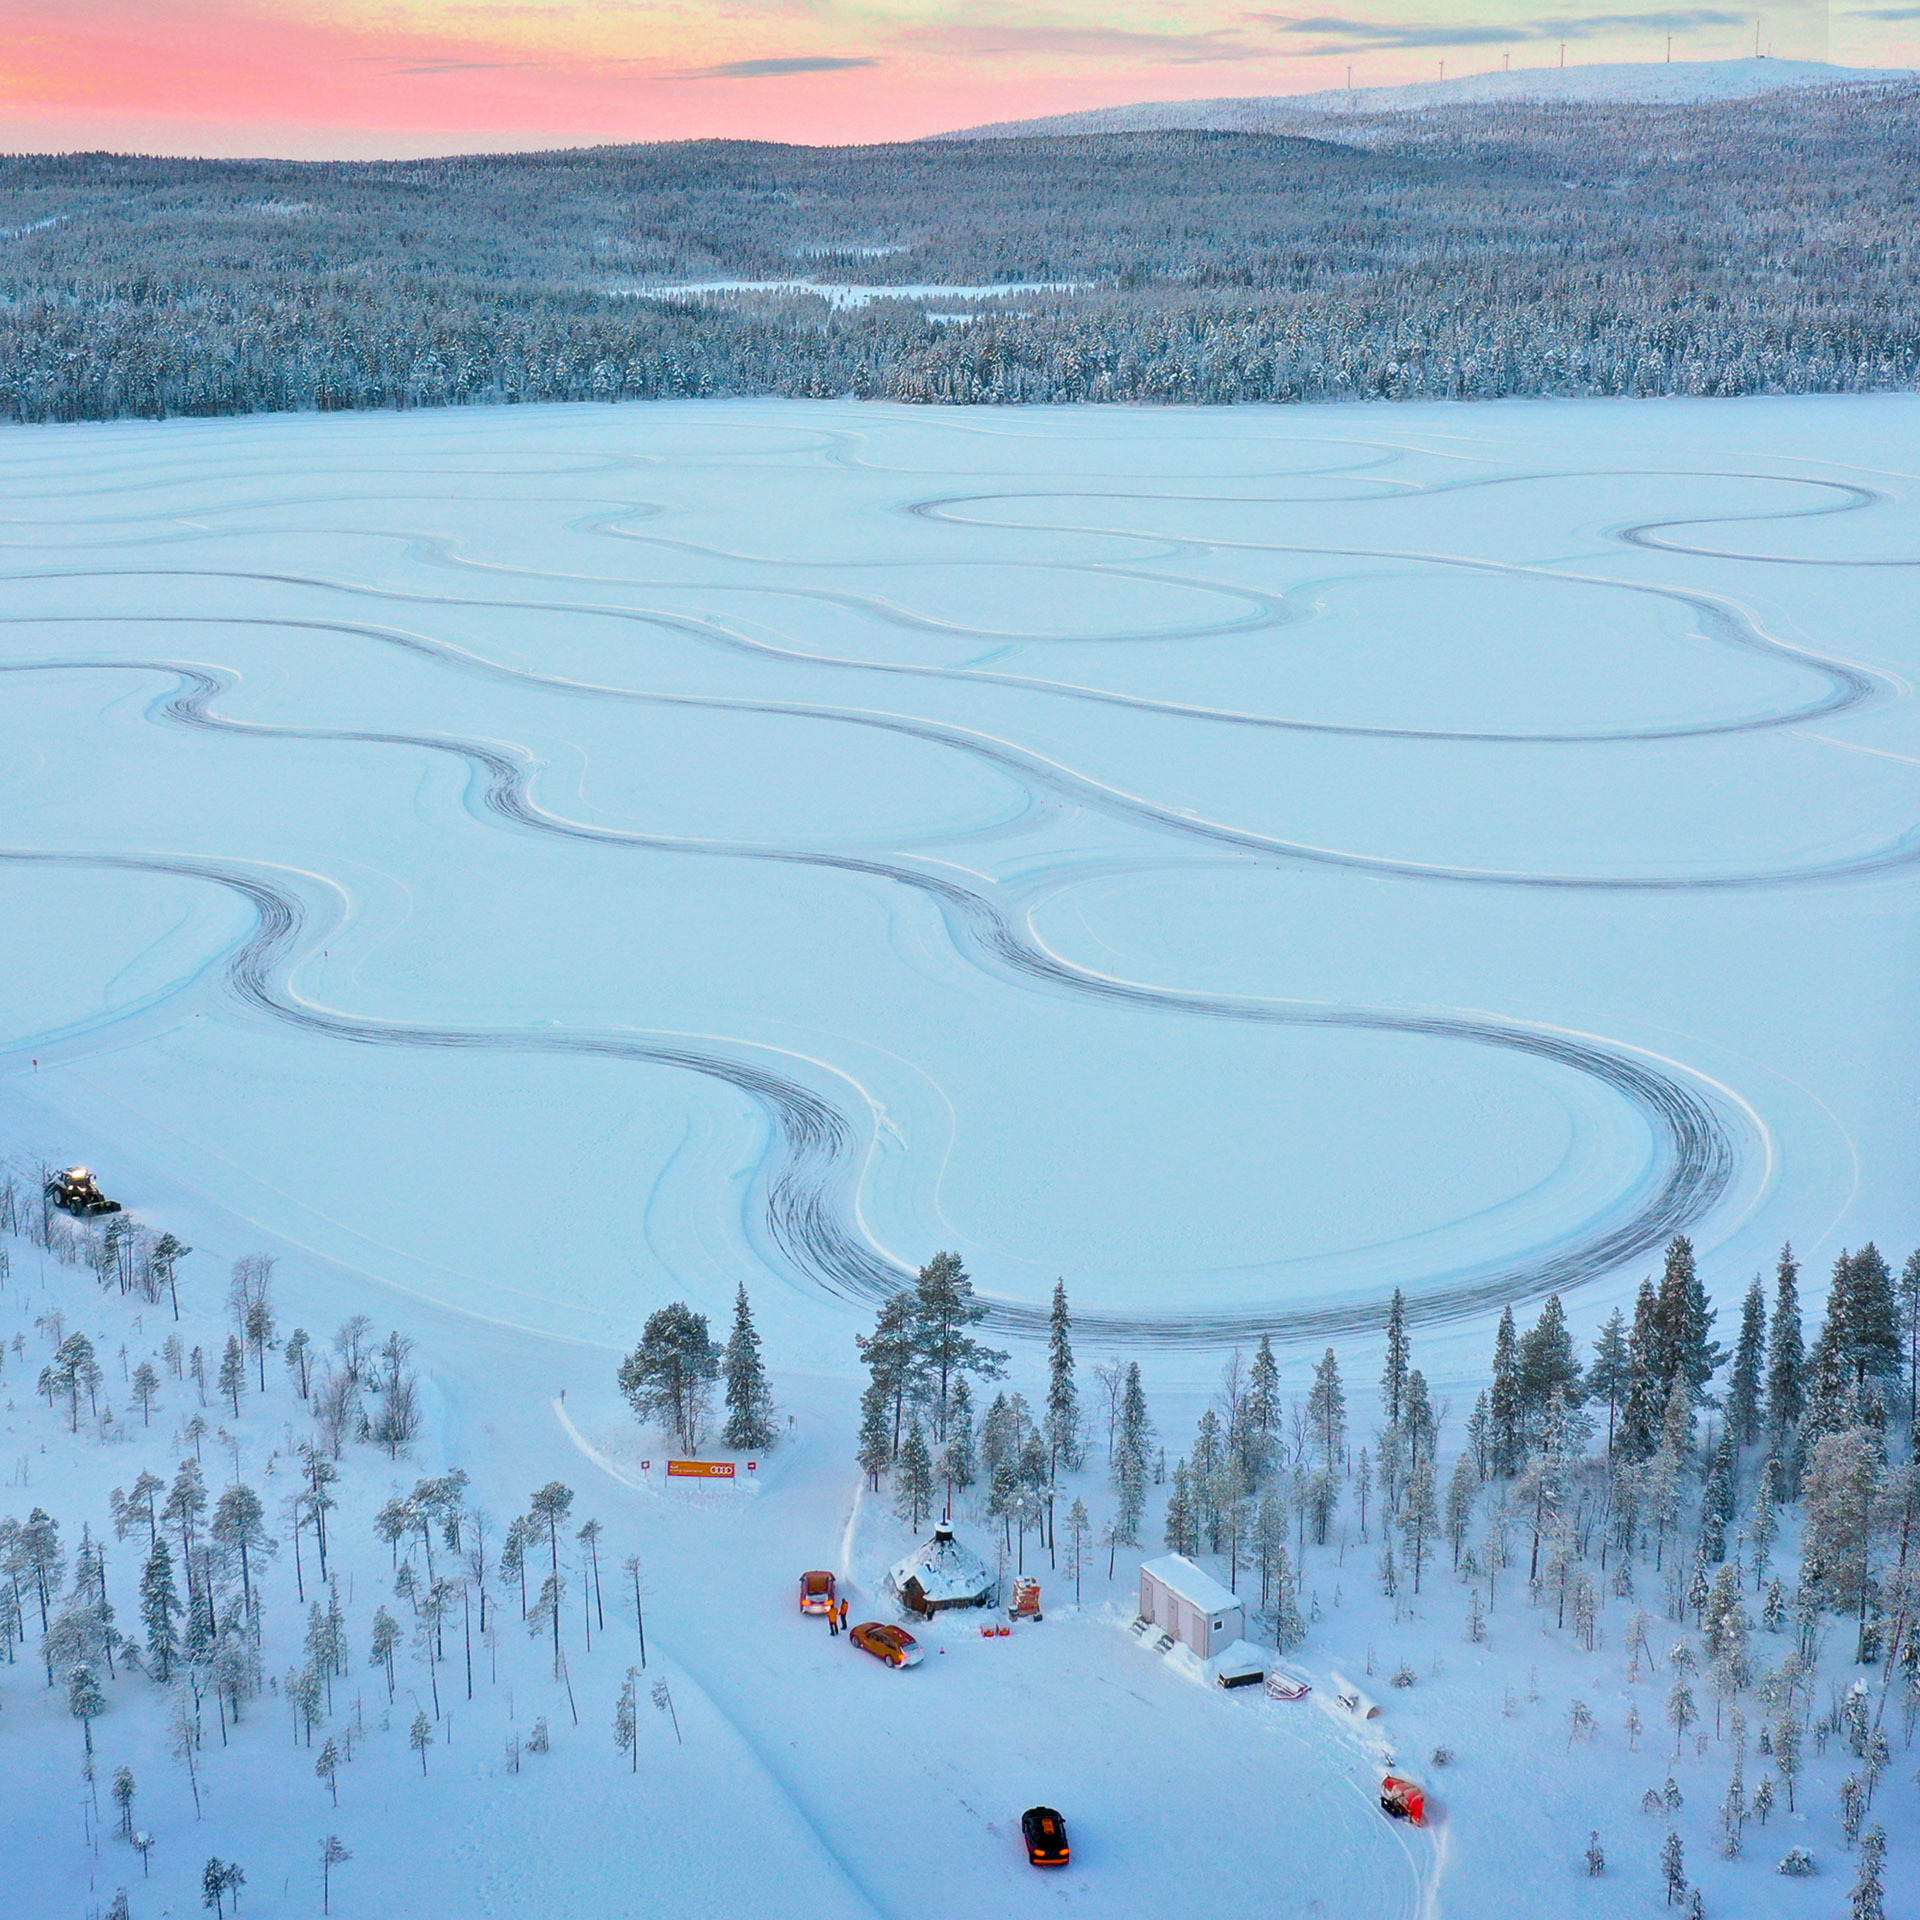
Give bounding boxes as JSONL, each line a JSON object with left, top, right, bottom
{"left": 4, "top": 394, "right": 1918, "bottom": 1389}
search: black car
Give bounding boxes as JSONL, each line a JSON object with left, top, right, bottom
{"left": 1021, "top": 1806, "right": 1070, "bottom": 1868}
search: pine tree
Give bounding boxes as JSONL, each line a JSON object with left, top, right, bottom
{"left": 1163, "top": 1459, "right": 1197, "bottom": 1555}
{"left": 910, "top": 1252, "right": 1007, "bottom": 1442}
{"left": 320, "top": 1836, "right": 351, "bottom": 1916}
{"left": 857, "top": 1379, "right": 892, "bottom": 1489}
{"left": 720, "top": 1284, "right": 777, "bottom": 1451}
{"left": 1489, "top": 1308, "right": 1523, "bottom": 1473}
{"left": 1837, "top": 1244, "right": 1901, "bottom": 1389}
{"left": 1898, "top": 1249, "right": 1920, "bottom": 1418}
{"left": 1850, "top": 1825, "right": 1886, "bottom": 1920}
{"left": 614, "top": 1668, "right": 638, "bottom": 1772}
{"left": 1381, "top": 1288, "right": 1409, "bottom": 1429}
{"left": 938, "top": 1376, "right": 976, "bottom": 1513}
{"left": 894, "top": 1420, "right": 935, "bottom": 1530}
{"left": 1444, "top": 1453, "right": 1479, "bottom": 1568}
{"left": 217, "top": 1335, "right": 246, "bottom": 1417}
{"left": 1660, "top": 1830, "right": 1687, "bottom": 1906}
{"left": 409, "top": 1710, "right": 434, "bottom": 1774}
{"left": 856, "top": 1292, "right": 918, "bottom": 1460}
{"left": 618, "top": 1303, "right": 718, "bottom": 1452}
{"left": 68, "top": 1660, "right": 105, "bottom": 1754}
{"left": 1767, "top": 1245, "right": 1805, "bottom": 1439}
{"left": 1400, "top": 1460, "right": 1438, "bottom": 1593}
{"left": 1243, "top": 1334, "right": 1280, "bottom": 1486}
{"left": 1307, "top": 1348, "right": 1345, "bottom": 1476}
{"left": 1586, "top": 1307, "right": 1631, "bottom": 1454}
{"left": 1516, "top": 1293, "right": 1582, "bottom": 1429}
{"left": 315, "top": 1737, "right": 341, "bottom": 1805}
{"left": 1112, "top": 1363, "right": 1153, "bottom": 1546}
{"left": 1045, "top": 1280, "right": 1079, "bottom": 1472}
{"left": 211, "top": 1484, "right": 266, "bottom": 1614}
{"left": 1619, "top": 1278, "right": 1664, "bottom": 1460}
{"left": 1725, "top": 1276, "right": 1767, "bottom": 1448}
{"left": 140, "top": 1536, "right": 181, "bottom": 1682}
{"left": 369, "top": 1606, "right": 401, "bottom": 1700}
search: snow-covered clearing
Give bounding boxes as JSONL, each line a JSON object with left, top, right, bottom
{"left": 3, "top": 394, "right": 1918, "bottom": 1918}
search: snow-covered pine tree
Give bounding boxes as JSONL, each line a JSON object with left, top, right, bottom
{"left": 217, "top": 1335, "right": 246, "bottom": 1417}
{"left": 617, "top": 1304, "right": 718, "bottom": 1452}
{"left": 1725, "top": 1278, "right": 1767, "bottom": 1449}
{"left": 938, "top": 1376, "right": 975, "bottom": 1515}
{"left": 1586, "top": 1307, "right": 1632, "bottom": 1456}
{"left": 1045, "top": 1280, "right": 1079, "bottom": 1472}
{"left": 1767, "top": 1246, "right": 1805, "bottom": 1443}
{"left": 1307, "top": 1348, "right": 1345, "bottom": 1477}
{"left": 1381, "top": 1288, "right": 1409, "bottom": 1430}
{"left": 720, "top": 1284, "right": 777, "bottom": 1451}
{"left": 1111, "top": 1363, "right": 1153, "bottom": 1546}
{"left": 409, "top": 1710, "right": 434, "bottom": 1774}
{"left": 910, "top": 1251, "right": 1006, "bottom": 1443}
{"left": 1164, "top": 1459, "right": 1197, "bottom": 1555}
{"left": 894, "top": 1420, "right": 935, "bottom": 1530}
{"left": 1850, "top": 1826, "right": 1887, "bottom": 1920}
{"left": 1489, "top": 1309, "right": 1523, "bottom": 1473}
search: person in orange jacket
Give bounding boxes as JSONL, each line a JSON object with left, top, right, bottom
{"left": 837, "top": 1598, "right": 850, "bottom": 1634}
{"left": 827, "top": 1596, "right": 840, "bottom": 1637}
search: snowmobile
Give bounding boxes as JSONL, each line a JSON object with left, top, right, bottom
{"left": 46, "top": 1167, "right": 122, "bottom": 1217}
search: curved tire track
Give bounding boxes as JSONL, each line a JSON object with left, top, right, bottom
{"left": 0, "top": 658, "right": 1739, "bottom": 1345}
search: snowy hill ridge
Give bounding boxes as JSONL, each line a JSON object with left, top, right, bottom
{"left": 939, "top": 58, "right": 1916, "bottom": 140}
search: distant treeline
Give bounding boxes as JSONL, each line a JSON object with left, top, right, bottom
{"left": 2, "top": 84, "right": 1916, "bottom": 421}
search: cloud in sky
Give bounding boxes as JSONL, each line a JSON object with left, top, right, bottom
{"left": 905, "top": 22, "right": 1261, "bottom": 62}
{"left": 1261, "top": 8, "right": 1749, "bottom": 50}
{"left": 674, "top": 56, "right": 880, "bottom": 77}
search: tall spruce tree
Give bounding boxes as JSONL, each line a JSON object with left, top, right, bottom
{"left": 139, "top": 1536, "right": 181, "bottom": 1682}
{"left": 1381, "top": 1289, "right": 1410, "bottom": 1430}
{"left": 1516, "top": 1294, "right": 1582, "bottom": 1431}
{"left": 893, "top": 1420, "right": 935, "bottom": 1530}
{"left": 720, "top": 1284, "right": 777, "bottom": 1451}
{"left": 1242, "top": 1335, "right": 1281, "bottom": 1487}
{"left": 1045, "top": 1280, "right": 1080, "bottom": 1473}
{"left": 1112, "top": 1363, "right": 1154, "bottom": 1546}
{"left": 1767, "top": 1245, "right": 1806, "bottom": 1439}
{"left": 1619, "top": 1278, "right": 1665, "bottom": 1459}
{"left": 1725, "top": 1277, "right": 1767, "bottom": 1449}
{"left": 617, "top": 1304, "right": 718, "bottom": 1452}
{"left": 910, "top": 1252, "right": 1006, "bottom": 1443}
{"left": 1836, "top": 1244, "right": 1900, "bottom": 1390}
{"left": 855, "top": 1292, "right": 918, "bottom": 1459}
{"left": 1586, "top": 1308, "right": 1632, "bottom": 1455}
{"left": 1308, "top": 1349, "right": 1346, "bottom": 1476}
{"left": 1898, "top": 1249, "right": 1920, "bottom": 1418}
{"left": 1490, "top": 1308, "right": 1524, "bottom": 1474}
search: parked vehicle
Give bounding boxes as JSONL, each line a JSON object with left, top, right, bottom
{"left": 45, "top": 1168, "right": 120, "bottom": 1217}
{"left": 1380, "top": 1775, "right": 1427, "bottom": 1826}
{"left": 849, "top": 1621, "right": 922, "bottom": 1668}
{"left": 799, "top": 1570, "right": 837, "bottom": 1615}
{"left": 1020, "top": 1807, "right": 1070, "bottom": 1867}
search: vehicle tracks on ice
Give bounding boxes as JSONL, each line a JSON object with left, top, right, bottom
{"left": 1, "top": 655, "right": 1738, "bottom": 1346}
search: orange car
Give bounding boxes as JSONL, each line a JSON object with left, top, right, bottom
{"left": 850, "top": 1622, "right": 924, "bottom": 1668}
{"left": 799, "top": 1570, "right": 837, "bottom": 1615}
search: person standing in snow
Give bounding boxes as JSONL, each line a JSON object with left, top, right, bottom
{"left": 827, "top": 1599, "right": 840, "bottom": 1637}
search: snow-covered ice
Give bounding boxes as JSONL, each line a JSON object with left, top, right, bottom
{"left": 4, "top": 393, "right": 1920, "bottom": 1918}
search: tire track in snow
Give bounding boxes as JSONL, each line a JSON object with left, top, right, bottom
{"left": 0, "top": 658, "right": 1738, "bottom": 1347}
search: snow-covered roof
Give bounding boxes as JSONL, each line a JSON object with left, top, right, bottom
{"left": 1140, "top": 1554, "right": 1242, "bottom": 1615}
{"left": 888, "top": 1526, "right": 994, "bottom": 1604}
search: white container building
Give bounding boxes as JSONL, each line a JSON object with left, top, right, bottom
{"left": 1137, "top": 1553, "right": 1246, "bottom": 1660}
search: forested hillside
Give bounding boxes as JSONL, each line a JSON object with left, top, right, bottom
{"left": 2, "top": 82, "right": 1915, "bottom": 419}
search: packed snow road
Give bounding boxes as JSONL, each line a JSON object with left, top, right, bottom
{"left": 2, "top": 396, "right": 1917, "bottom": 1376}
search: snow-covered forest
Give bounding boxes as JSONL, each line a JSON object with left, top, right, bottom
{"left": 2, "top": 80, "right": 1916, "bottom": 421}
{"left": 8, "top": 1172, "right": 1917, "bottom": 1919}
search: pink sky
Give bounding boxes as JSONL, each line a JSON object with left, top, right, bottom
{"left": 1, "top": 0, "right": 1912, "bottom": 155}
